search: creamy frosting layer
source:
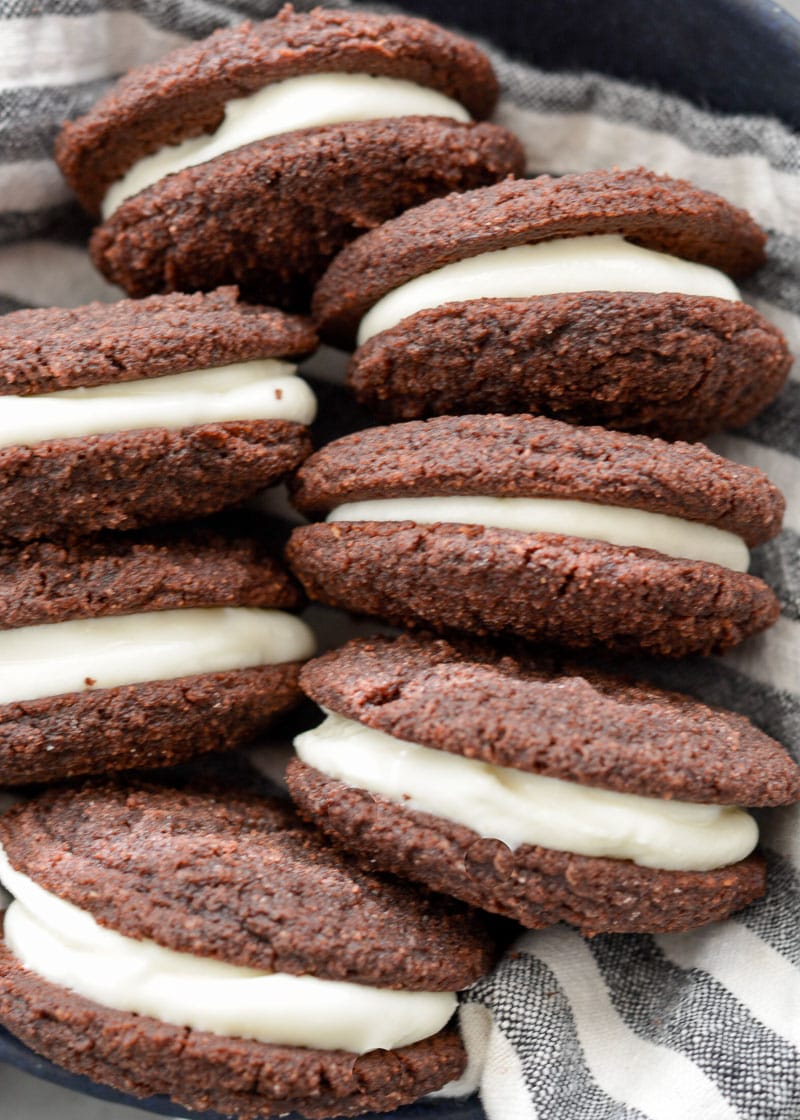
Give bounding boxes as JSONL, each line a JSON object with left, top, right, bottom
{"left": 103, "top": 73, "right": 470, "bottom": 217}
{"left": 356, "top": 234, "right": 740, "bottom": 343}
{"left": 0, "top": 359, "right": 316, "bottom": 448}
{"left": 294, "top": 712, "right": 758, "bottom": 872}
{"left": 0, "top": 848, "right": 455, "bottom": 1054}
{"left": 326, "top": 495, "right": 750, "bottom": 572}
{"left": 0, "top": 607, "right": 316, "bottom": 704}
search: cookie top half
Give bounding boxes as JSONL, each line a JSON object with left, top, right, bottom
{"left": 300, "top": 635, "right": 799, "bottom": 807}
{"left": 56, "top": 6, "right": 499, "bottom": 215}
{"left": 0, "top": 287, "right": 316, "bottom": 395}
{"left": 0, "top": 780, "right": 494, "bottom": 990}
{"left": 0, "top": 515, "right": 301, "bottom": 631}
{"left": 313, "top": 168, "right": 767, "bottom": 345}
{"left": 290, "top": 414, "right": 784, "bottom": 548}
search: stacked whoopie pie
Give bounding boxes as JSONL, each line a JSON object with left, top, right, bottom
{"left": 0, "top": 285, "right": 325, "bottom": 788}
{"left": 0, "top": 9, "right": 527, "bottom": 1118}
{"left": 282, "top": 165, "right": 800, "bottom": 937}
{"left": 56, "top": 5, "right": 524, "bottom": 308}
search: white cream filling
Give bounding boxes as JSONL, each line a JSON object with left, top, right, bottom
{"left": 326, "top": 495, "right": 750, "bottom": 572}
{"left": 295, "top": 713, "right": 758, "bottom": 872}
{"left": 0, "top": 849, "right": 455, "bottom": 1054}
{"left": 0, "top": 359, "right": 316, "bottom": 447}
{"left": 103, "top": 73, "right": 470, "bottom": 217}
{"left": 0, "top": 607, "right": 316, "bottom": 704}
{"left": 356, "top": 234, "right": 740, "bottom": 343}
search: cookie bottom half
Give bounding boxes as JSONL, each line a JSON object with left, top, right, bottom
{"left": 287, "top": 761, "right": 767, "bottom": 936}
{"left": 0, "top": 663, "right": 303, "bottom": 786}
{"left": 347, "top": 293, "right": 790, "bottom": 439}
{"left": 286, "top": 521, "right": 779, "bottom": 657}
{"left": 0, "top": 419, "right": 311, "bottom": 542}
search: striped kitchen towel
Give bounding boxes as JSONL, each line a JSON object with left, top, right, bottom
{"left": 0, "top": 2, "right": 799, "bottom": 1118}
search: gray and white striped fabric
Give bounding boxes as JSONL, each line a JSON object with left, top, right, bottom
{"left": 1, "top": 3, "right": 799, "bottom": 1119}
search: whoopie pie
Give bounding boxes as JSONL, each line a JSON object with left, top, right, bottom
{"left": 0, "top": 781, "right": 495, "bottom": 1118}
{"left": 0, "top": 287, "right": 317, "bottom": 541}
{"left": 313, "top": 168, "right": 789, "bottom": 438}
{"left": 286, "top": 414, "right": 784, "bottom": 657}
{"left": 288, "top": 634, "right": 800, "bottom": 934}
{"left": 0, "top": 516, "right": 315, "bottom": 785}
{"left": 56, "top": 6, "right": 525, "bottom": 308}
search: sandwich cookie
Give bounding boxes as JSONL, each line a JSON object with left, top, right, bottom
{"left": 0, "top": 781, "right": 494, "bottom": 1118}
{"left": 55, "top": 6, "right": 524, "bottom": 307}
{"left": 0, "top": 518, "right": 316, "bottom": 785}
{"left": 313, "top": 168, "right": 789, "bottom": 439}
{"left": 287, "top": 635, "right": 800, "bottom": 934}
{"left": 0, "top": 287, "right": 316, "bottom": 541}
{"left": 286, "top": 414, "right": 783, "bottom": 657}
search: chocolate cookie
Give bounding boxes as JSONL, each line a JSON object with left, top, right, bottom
{"left": 287, "top": 634, "right": 800, "bottom": 934}
{"left": 0, "top": 286, "right": 316, "bottom": 394}
{"left": 56, "top": 7, "right": 524, "bottom": 307}
{"left": 286, "top": 414, "right": 783, "bottom": 657}
{"left": 346, "top": 293, "right": 790, "bottom": 439}
{"left": 0, "top": 287, "right": 316, "bottom": 540}
{"left": 0, "top": 781, "right": 494, "bottom": 1117}
{"left": 311, "top": 169, "right": 787, "bottom": 438}
{"left": 0, "top": 517, "right": 315, "bottom": 785}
